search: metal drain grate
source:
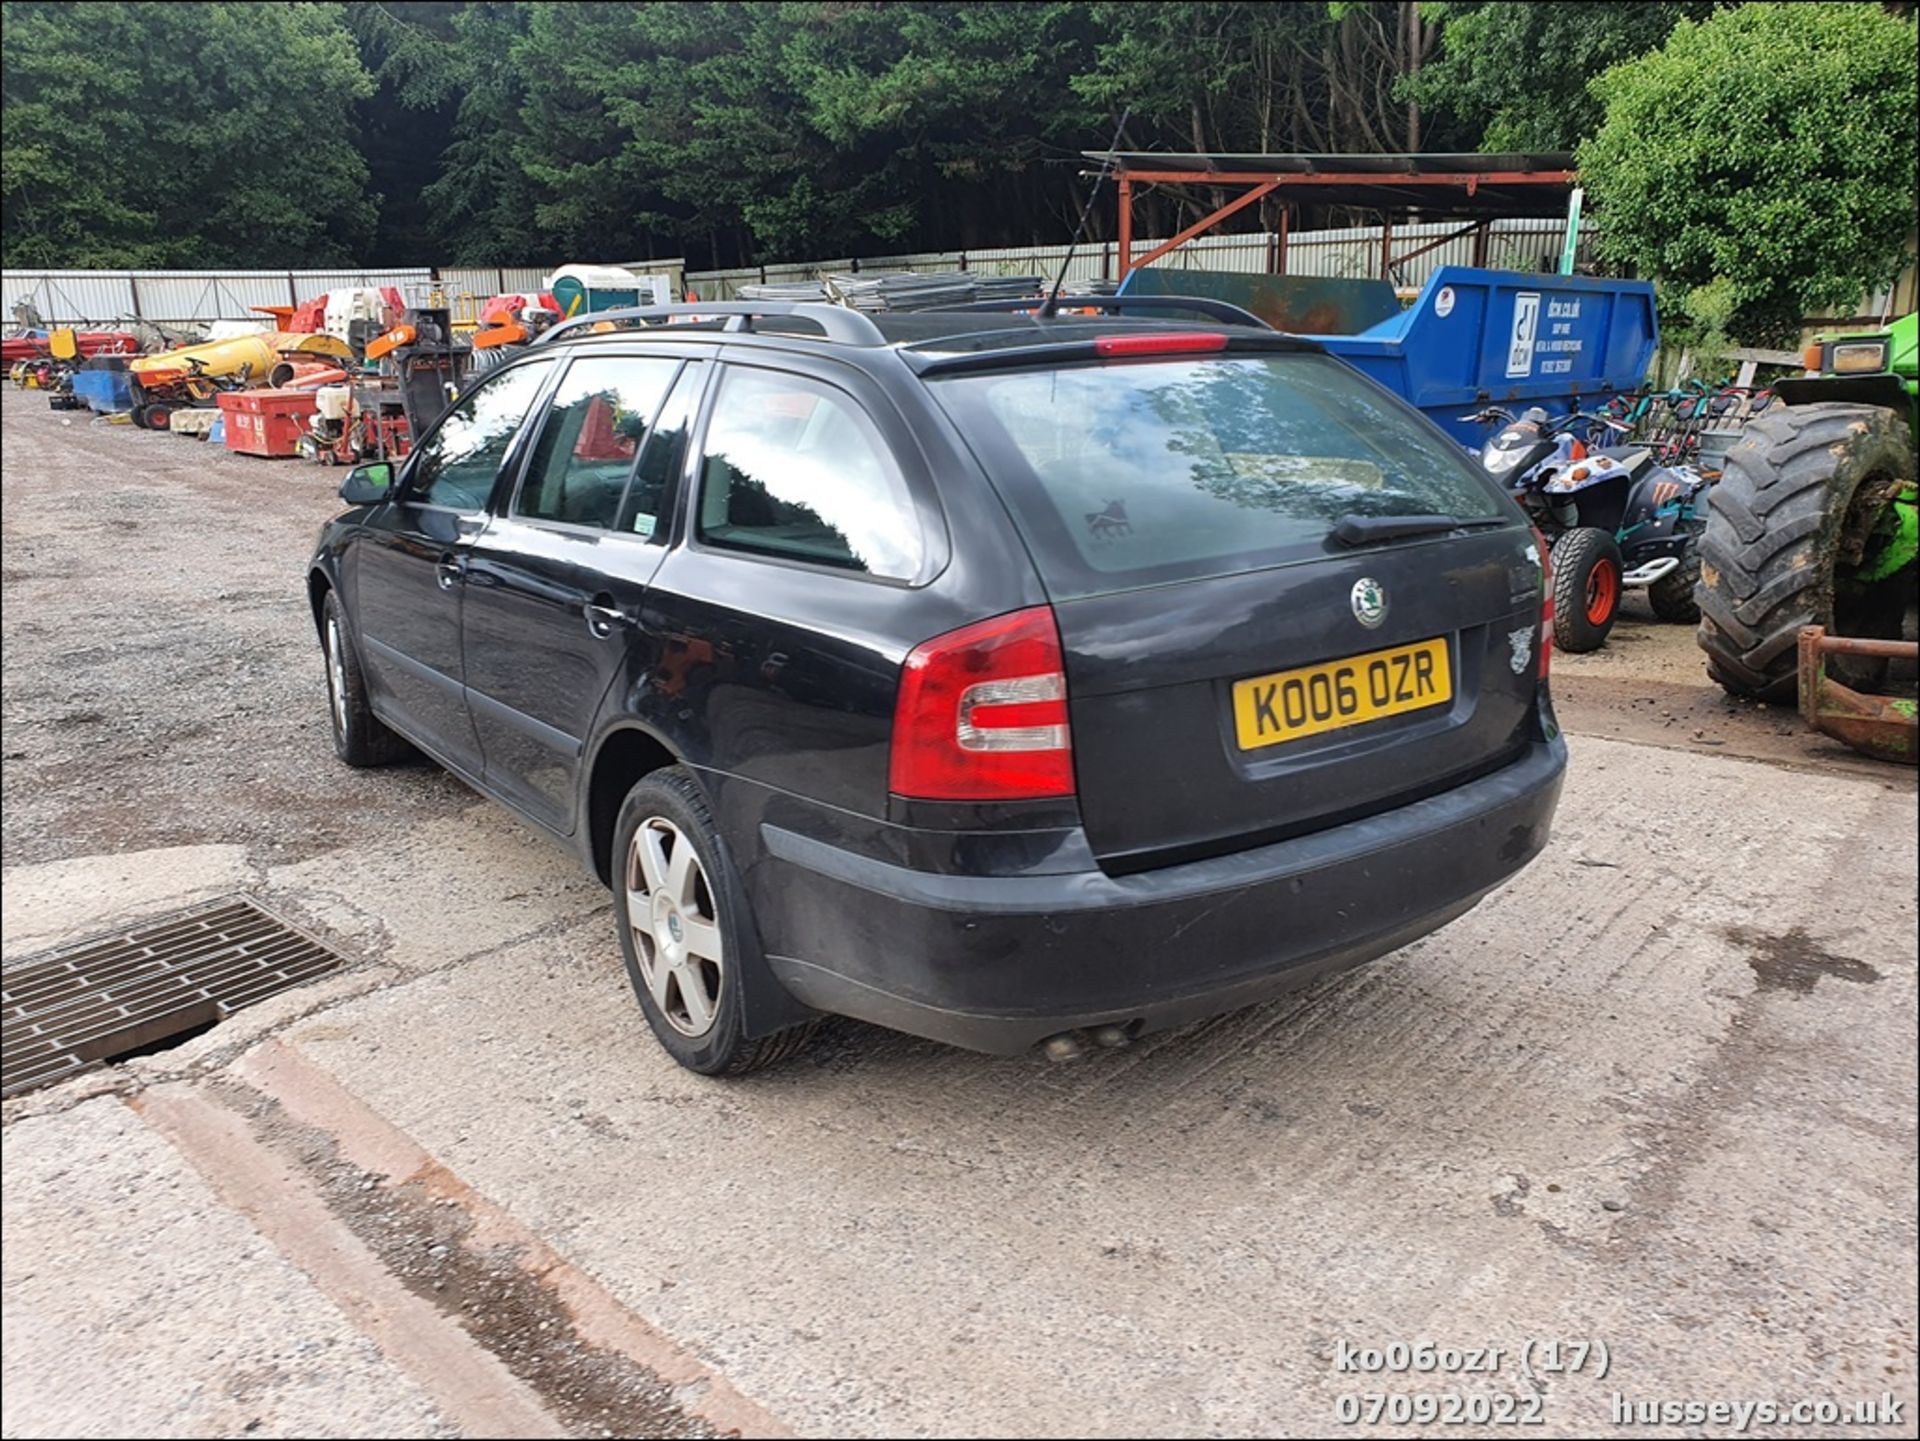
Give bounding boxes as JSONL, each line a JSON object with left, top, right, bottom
{"left": 2, "top": 896, "right": 345, "bottom": 1097}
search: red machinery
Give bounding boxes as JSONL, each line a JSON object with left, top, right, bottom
{"left": 2, "top": 330, "right": 139, "bottom": 365}
{"left": 218, "top": 388, "right": 321, "bottom": 458}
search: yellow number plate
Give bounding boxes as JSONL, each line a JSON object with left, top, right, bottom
{"left": 1232, "top": 637, "right": 1452, "bottom": 750}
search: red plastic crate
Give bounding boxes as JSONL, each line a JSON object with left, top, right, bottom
{"left": 217, "top": 388, "right": 318, "bottom": 458}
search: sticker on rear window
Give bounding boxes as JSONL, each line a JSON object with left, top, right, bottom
{"left": 1086, "top": 500, "right": 1132, "bottom": 541}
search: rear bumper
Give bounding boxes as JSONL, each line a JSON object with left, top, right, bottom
{"left": 757, "top": 736, "right": 1567, "bottom": 1053}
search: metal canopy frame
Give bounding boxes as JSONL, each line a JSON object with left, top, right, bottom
{"left": 1087, "top": 151, "right": 1577, "bottom": 281}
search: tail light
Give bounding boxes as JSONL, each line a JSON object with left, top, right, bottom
{"left": 1532, "top": 525, "right": 1554, "bottom": 682}
{"left": 890, "top": 606, "right": 1074, "bottom": 801}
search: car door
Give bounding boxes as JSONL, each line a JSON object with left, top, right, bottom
{"left": 349, "top": 358, "right": 556, "bottom": 771}
{"left": 638, "top": 357, "right": 949, "bottom": 815}
{"left": 460, "top": 353, "right": 707, "bottom": 831}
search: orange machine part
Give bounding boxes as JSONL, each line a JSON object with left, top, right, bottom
{"left": 364, "top": 324, "right": 416, "bottom": 361}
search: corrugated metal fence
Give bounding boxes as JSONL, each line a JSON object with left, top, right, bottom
{"left": 2, "top": 222, "right": 1577, "bottom": 325}
{"left": 3, "top": 265, "right": 576, "bottom": 326}
{"left": 2, "top": 268, "right": 426, "bottom": 325}
{"left": 11, "top": 220, "right": 1907, "bottom": 328}
{"left": 683, "top": 219, "right": 1582, "bottom": 298}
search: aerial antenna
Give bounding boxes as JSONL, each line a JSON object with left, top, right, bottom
{"left": 1042, "top": 106, "right": 1132, "bottom": 319}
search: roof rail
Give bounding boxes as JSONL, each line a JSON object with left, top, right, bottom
{"left": 937, "top": 294, "right": 1274, "bottom": 330}
{"left": 532, "top": 301, "right": 888, "bottom": 349}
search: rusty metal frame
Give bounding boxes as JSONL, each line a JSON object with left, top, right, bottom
{"left": 1111, "top": 165, "right": 1574, "bottom": 280}
{"left": 1797, "top": 627, "right": 1919, "bottom": 764}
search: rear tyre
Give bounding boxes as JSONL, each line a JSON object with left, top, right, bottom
{"left": 612, "top": 766, "right": 814, "bottom": 1076}
{"left": 1550, "top": 527, "right": 1624, "bottom": 653}
{"left": 1648, "top": 548, "right": 1702, "bottom": 624}
{"left": 322, "top": 590, "right": 410, "bottom": 767}
{"left": 1696, "top": 402, "right": 1916, "bottom": 702}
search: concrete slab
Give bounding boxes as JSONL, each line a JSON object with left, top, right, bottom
{"left": 277, "top": 735, "right": 1918, "bottom": 1437}
{"left": 265, "top": 806, "right": 609, "bottom": 973}
{"left": 1, "top": 843, "right": 256, "bottom": 962}
{"left": 0, "top": 1098, "right": 453, "bottom": 1439}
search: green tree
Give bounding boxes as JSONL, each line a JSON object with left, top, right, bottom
{"left": 1410, "top": 1, "right": 1718, "bottom": 151}
{"left": 1578, "top": 2, "right": 1918, "bottom": 345}
{"left": 1, "top": 1, "right": 376, "bottom": 268}
{"left": 412, "top": 0, "right": 549, "bottom": 264}
{"left": 418, "top": 2, "right": 1107, "bottom": 267}
{"left": 346, "top": 1, "right": 466, "bottom": 264}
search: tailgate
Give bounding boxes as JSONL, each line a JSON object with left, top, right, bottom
{"left": 1058, "top": 527, "right": 1545, "bottom": 870}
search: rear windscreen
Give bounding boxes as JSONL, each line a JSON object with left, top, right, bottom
{"left": 930, "top": 353, "right": 1511, "bottom": 598}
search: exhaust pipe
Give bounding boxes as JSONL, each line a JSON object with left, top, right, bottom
{"left": 1040, "top": 1032, "right": 1087, "bottom": 1062}
{"left": 1039, "top": 1024, "right": 1135, "bottom": 1061}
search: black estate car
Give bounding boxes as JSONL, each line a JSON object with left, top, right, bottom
{"left": 308, "top": 299, "right": 1566, "bottom": 1075}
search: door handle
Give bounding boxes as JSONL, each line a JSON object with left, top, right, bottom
{"left": 435, "top": 553, "right": 465, "bottom": 591}
{"left": 584, "top": 600, "right": 632, "bottom": 639}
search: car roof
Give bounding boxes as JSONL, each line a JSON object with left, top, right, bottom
{"left": 534, "top": 305, "right": 1323, "bottom": 371}
{"left": 868, "top": 313, "right": 1255, "bottom": 356}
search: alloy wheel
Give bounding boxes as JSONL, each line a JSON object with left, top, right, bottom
{"left": 325, "top": 616, "right": 348, "bottom": 738}
{"left": 626, "top": 817, "right": 725, "bottom": 1037}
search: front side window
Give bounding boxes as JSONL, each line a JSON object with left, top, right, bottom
{"left": 407, "top": 360, "right": 555, "bottom": 511}
{"left": 696, "top": 368, "right": 923, "bottom": 580}
{"left": 621, "top": 361, "right": 706, "bottom": 538}
{"left": 515, "top": 356, "right": 680, "bottom": 529}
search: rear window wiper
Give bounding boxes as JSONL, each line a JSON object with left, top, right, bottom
{"left": 1331, "top": 513, "right": 1507, "bottom": 547}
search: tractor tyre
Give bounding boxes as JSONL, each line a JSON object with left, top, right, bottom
{"left": 1550, "top": 527, "right": 1625, "bottom": 654}
{"left": 1696, "top": 403, "right": 1916, "bottom": 703}
{"left": 1648, "top": 547, "right": 1702, "bottom": 624}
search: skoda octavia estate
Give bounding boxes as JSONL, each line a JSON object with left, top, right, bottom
{"left": 308, "top": 299, "right": 1565, "bottom": 1074}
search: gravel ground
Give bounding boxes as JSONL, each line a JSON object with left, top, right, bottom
{"left": 1, "top": 388, "right": 470, "bottom": 870}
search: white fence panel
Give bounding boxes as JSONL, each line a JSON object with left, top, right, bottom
{"left": 288, "top": 269, "right": 431, "bottom": 305}
{"left": 2, "top": 271, "right": 139, "bottom": 325}
{"left": 8, "top": 226, "right": 1610, "bottom": 327}
{"left": 680, "top": 220, "right": 1581, "bottom": 299}
{"left": 439, "top": 265, "right": 552, "bottom": 297}
{"left": 132, "top": 272, "right": 296, "bottom": 320}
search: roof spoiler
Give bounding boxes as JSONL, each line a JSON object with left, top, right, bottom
{"left": 934, "top": 294, "right": 1275, "bottom": 331}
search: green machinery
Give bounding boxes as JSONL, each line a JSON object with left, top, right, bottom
{"left": 1696, "top": 312, "right": 1918, "bottom": 760}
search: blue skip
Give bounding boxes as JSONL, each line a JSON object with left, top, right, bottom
{"left": 1119, "top": 264, "right": 1658, "bottom": 449}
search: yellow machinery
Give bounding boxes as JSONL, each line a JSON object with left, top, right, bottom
{"left": 130, "top": 333, "right": 281, "bottom": 392}
{"left": 127, "top": 331, "right": 351, "bottom": 429}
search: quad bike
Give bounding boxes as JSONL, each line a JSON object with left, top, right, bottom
{"left": 1467, "top": 406, "right": 1711, "bottom": 653}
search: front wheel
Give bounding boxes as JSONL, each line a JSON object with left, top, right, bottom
{"left": 1551, "top": 527, "right": 1624, "bottom": 653}
{"left": 612, "top": 767, "right": 813, "bottom": 1076}
{"left": 1647, "top": 548, "right": 1702, "bottom": 624}
{"left": 322, "top": 590, "right": 410, "bottom": 766}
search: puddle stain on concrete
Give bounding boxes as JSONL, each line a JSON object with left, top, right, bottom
{"left": 1724, "top": 925, "right": 1883, "bottom": 995}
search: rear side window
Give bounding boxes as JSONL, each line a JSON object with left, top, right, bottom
{"left": 696, "top": 367, "right": 923, "bottom": 580}
{"left": 931, "top": 353, "right": 1509, "bottom": 598}
{"left": 516, "top": 356, "right": 679, "bottom": 529}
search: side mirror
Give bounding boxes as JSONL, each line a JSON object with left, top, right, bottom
{"left": 339, "top": 461, "right": 395, "bottom": 506}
